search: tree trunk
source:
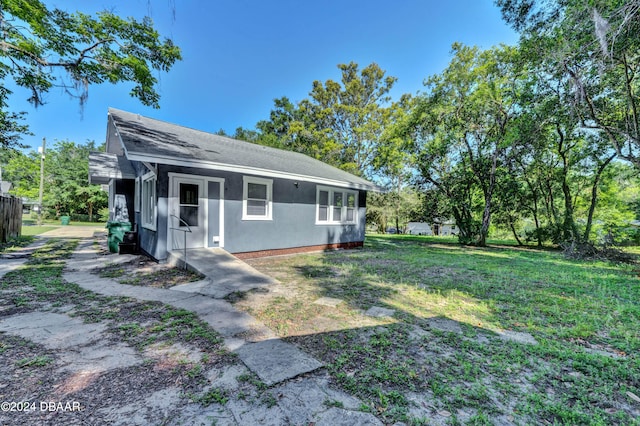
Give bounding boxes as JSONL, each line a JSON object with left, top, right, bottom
{"left": 528, "top": 187, "right": 542, "bottom": 246}
{"left": 526, "top": 181, "right": 542, "bottom": 247}
{"left": 510, "top": 221, "right": 523, "bottom": 245}
{"left": 556, "top": 124, "right": 580, "bottom": 242}
{"left": 476, "top": 149, "right": 500, "bottom": 247}
{"left": 583, "top": 153, "right": 616, "bottom": 241}
{"left": 394, "top": 176, "right": 401, "bottom": 234}
{"left": 561, "top": 177, "right": 578, "bottom": 241}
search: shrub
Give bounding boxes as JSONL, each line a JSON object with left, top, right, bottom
{"left": 98, "top": 207, "right": 110, "bottom": 222}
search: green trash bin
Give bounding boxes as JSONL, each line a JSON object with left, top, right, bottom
{"left": 60, "top": 216, "right": 70, "bottom": 225}
{"left": 106, "top": 221, "right": 132, "bottom": 253}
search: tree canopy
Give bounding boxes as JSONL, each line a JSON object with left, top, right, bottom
{"left": 0, "top": 0, "right": 182, "bottom": 148}
{"left": 4, "top": 1, "right": 639, "bottom": 248}
{"left": 242, "top": 19, "right": 640, "bottom": 246}
{"left": 3, "top": 140, "right": 107, "bottom": 220}
{"left": 497, "top": 0, "right": 640, "bottom": 167}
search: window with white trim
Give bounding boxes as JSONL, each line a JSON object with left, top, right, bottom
{"left": 141, "top": 172, "right": 157, "bottom": 230}
{"left": 242, "top": 176, "right": 272, "bottom": 220}
{"left": 316, "top": 186, "right": 358, "bottom": 224}
{"left": 318, "top": 190, "right": 329, "bottom": 221}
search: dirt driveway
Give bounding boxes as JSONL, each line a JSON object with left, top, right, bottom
{"left": 0, "top": 236, "right": 380, "bottom": 425}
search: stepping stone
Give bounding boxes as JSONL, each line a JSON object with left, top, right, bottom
{"left": 0, "top": 312, "right": 141, "bottom": 373}
{"left": 313, "top": 297, "right": 343, "bottom": 307}
{"left": 315, "top": 407, "right": 383, "bottom": 425}
{"left": 275, "top": 376, "right": 364, "bottom": 424}
{"left": 426, "top": 317, "right": 463, "bottom": 334}
{"left": 235, "top": 339, "right": 323, "bottom": 386}
{"left": 0, "top": 312, "right": 107, "bottom": 348}
{"left": 497, "top": 330, "right": 538, "bottom": 345}
{"left": 364, "top": 306, "right": 395, "bottom": 318}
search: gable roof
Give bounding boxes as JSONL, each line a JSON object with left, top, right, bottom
{"left": 108, "top": 108, "right": 381, "bottom": 191}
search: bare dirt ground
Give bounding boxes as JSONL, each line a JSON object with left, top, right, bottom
{"left": 0, "top": 239, "right": 267, "bottom": 425}
{"left": 236, "top": 255, "right": 389, "bottom": 338}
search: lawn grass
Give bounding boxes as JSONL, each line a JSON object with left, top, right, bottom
{"left": 22, "top": 215, "right": 104, "bottom": 227}
{"left": 242, "top": 234, "right": 640, "bottom": 425}
{"left": 0, "top": 235, "right": 34, "bottom": 251}
{"left": 20, "top": 225, "right": 57, "bottom": 236}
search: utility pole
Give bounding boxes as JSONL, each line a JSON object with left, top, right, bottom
{"left": 37, "top": 137, "right": 46, "bottom": 226}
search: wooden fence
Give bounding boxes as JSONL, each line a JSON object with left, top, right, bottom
{"left": 0, "top": 195, "right": 22, "bottom": 243}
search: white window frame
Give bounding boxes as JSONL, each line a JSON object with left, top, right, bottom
{"left": 242, "top": 176, "right": 273, "bottom": 221}
{"left": 141, "top": 172, "right": 157, "bottom": 230}
{"left": 316, "top": 186, "right": 358, "bottom": 225}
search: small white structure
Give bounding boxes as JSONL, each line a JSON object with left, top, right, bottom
{"left": 407, "top": 220, "right": 458, "bottom": 236}
{"left": 436, "top": 221, "right": 458, "bottom": 236}
{"left": 407, "top": 222, "right": 432, "bottom": 235}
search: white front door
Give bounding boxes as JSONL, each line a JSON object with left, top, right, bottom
{"left": 170, "top": 176, "right": 206, "bottom": 249}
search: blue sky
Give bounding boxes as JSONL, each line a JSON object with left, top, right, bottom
{"left": 14, "top": 0, "right": 519, "bottom": 151}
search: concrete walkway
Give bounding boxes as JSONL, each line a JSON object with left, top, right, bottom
{"left": 0, "top": 238, "right": 51, "bottom": 278}
{"left": 63, "top": 239, "right": 323, "bottom": 386}
{"left": 168, "top": 248, "right": 277, "bottom": 299}
{"left": 37, "top": 225, "right": 105, "bottom": 238}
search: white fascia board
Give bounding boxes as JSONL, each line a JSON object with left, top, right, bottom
{"left": 125, "top": 151, "right": 381, "bottom": 191}
{"left": 110, "top": 115, "right": 130, "bottom": 159}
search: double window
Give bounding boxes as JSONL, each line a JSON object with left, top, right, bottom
{"left": 141, "top": 172, "right": 157, "bottom": 230}
{"left": 316, "top": 187, "right": 357, "bottom": 224}
{"left": 243, "top": 176, "right": 273, "bottom": 220}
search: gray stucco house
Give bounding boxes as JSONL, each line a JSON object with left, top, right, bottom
{"left": 89, "top": 108, "right": 380, "bottom": 260}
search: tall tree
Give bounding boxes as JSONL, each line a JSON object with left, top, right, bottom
{"left": 510, "top": 39, "right": 619, "bottom": 244}
{"left": 497, "top": 0, "right": 640, "bottom": 168}
{"left": 0, "top": 0, "right": 182, "bottom": 147}
{"left": 3, "top": 139, "right": 108, "bottom": 219}
{"left": 374, "top": 95, "right": 416, "bottom": 233}
{"left": 252, "top": 63, "right": 397, "bottom": 179}
{"left": 408, "top": 44, "right": 523, "bottom": 246}
{"left": 45, "top": 140, "right": 107, "bottom": 217}
{"left": 2, "top": 149, "right": 40, "bottom": 199}
{"left": 298, "top": 62, "right": 397, "bottom": 176}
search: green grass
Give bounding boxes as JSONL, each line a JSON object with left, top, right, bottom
{"left": 20, "top": 225, "right": 57, "bottom": 236}
{"left": 16, "top": 355, "right": 53, "bottom": 368}
{"left": 0, "top": 235, "right": 34, "bottom": 251}
{"left": 20, "top": 215, "right": 105, "bottom": 236}
{"left": 245, "top": 235, "right": 640, "bottom": 425}
{"left": 22, "top": 214, "right": 105, "bottom": 227}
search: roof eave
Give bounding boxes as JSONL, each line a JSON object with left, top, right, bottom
{"left": 126, "top": 151, "right": 381, "bottom": 191}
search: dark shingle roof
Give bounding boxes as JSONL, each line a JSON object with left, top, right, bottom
{"left": 89, "top": 151, "right": 136, "bottom": 184}
{"left": 109, "top": 108, "right": 380, "bottom": 191}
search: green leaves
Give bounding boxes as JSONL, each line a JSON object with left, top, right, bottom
{"left": 0, "top": 0, "right": 182, "bottom": 147}
{"left": 499, "top": 0, "right": 640, "bottom": 167}
{"left": 251, "top": 62, "right": 397, "bottom": 179}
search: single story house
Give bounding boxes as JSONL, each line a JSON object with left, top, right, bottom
{"left": 89, "top": 108, "right": 381, "bottom": 260}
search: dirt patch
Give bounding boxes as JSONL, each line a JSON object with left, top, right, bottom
{"left": 96, "top": 255, "right": 204, "bottom": 288}
{"left": 0, "top": 239, "right": 238, "bottom": 425}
